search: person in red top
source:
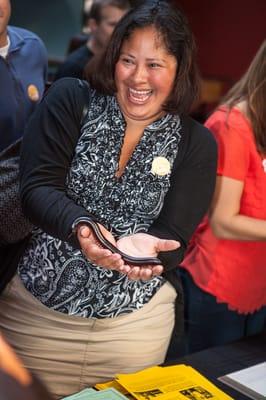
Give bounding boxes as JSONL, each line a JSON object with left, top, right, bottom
{"left": 179, "top": 40, "right": 266, "bottom": 353}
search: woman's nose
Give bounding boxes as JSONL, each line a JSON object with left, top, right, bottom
{"left": 131, "top": 65, "right": 148, "bottom": 83}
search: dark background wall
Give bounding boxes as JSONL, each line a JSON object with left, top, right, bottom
{"left": 10, "top": 0, "right": 83, "bottom": 60}
{"left": 10, "top": 0, "right": 266, "bottom": 86}
{"left": 177, "top": 0, "right": 266, "bottom": 83}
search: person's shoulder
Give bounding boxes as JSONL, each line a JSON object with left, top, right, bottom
{"left": 182, "top": 115, "right": 217, "bottom": 148}
{"left": 70, "top": 44, "right": 91, "bottom": 57}
{"left": 54, "top": 46, "right": 93, "bottom": 80}
{"left": 45, "top": 78, "right": 92, "bottom": 105}
{"left": 38, "top": 78, "right": 93, "bottom": 123}
{"left": 64, "top": 45, "right": 92, "bottom": 64}
{"left": 46, "top": 77, "right": 87, "bottom": 93}
{"left": 52, "top": 77, "right": 90, "bottom": 88}
{"left": 171, "top": 115, "right": 217, "bottom": 172}
{"left": 173, "top": 115, "right": 217, "bottom": 166}
{"left": 8, "top": 25, "right": 43, "bottom": 44}
{"left": 205, "top": 106, "right": 252, "bottom": 143}
{"left": 8, "top": 25, "right": 47, "bottom": 61}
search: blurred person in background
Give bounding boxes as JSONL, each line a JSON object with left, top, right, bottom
{"left": 0, "top": 0, "right": 47, "bottom": 151}
{"left": 55, "top": 0, "right": 130, "bottom": 80}
{"left": 179, "top": 40, "right": 266, "bottom": 354}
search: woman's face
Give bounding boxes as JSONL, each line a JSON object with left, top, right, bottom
{"left": 115, "top": 26, "right": 177, "bottom": 124}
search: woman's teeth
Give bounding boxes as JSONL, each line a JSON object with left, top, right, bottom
{"left": 129, "top": 88, "right": 152, "bottom": 102}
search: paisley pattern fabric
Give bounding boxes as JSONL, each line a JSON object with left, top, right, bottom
{"left": 18, "top": 91, "right": 182, "bottom": 318}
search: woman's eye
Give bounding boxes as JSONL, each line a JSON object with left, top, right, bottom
{"left": 122, "top": 58, "right": 133, "bottom": 64}
{"left": 149, "top": 63, "right": 161, "bottom": 68}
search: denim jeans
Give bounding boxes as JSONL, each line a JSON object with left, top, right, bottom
{"left": 177, "top": 268, "right": 266, "bottom": 355}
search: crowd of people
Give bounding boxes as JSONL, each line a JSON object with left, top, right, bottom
{"left": 0, "top": 0, "right": 265, "bottom": 399}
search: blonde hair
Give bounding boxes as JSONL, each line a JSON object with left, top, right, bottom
{"left": 222, "top": 40, "right": 266, "bottom": 154}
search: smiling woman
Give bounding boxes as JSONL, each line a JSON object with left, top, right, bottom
{"left": 115, "top": 26, "right": 177, "bottom": 123}
{"left": 0, "top": 1, "right": 217, "bottom": 398}
{"left": 113, "top": 25, "right": 178, "bottom": 176}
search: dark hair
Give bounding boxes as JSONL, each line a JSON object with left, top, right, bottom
{"left": 222, "top": 40, "right": 266, "bottom": 154}
{"left": 86, "top": 0, "right": 131, "bottom": 24}
{"left": 86, "top": 0, "right": 200, "bottom": 115}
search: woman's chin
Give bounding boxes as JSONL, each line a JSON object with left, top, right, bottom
{"left": 123, "top": 105, "right": 164, "bottom": 123}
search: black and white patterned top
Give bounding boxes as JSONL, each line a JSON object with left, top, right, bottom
{"left": 18, "top": 88, "right": 182, "bottom": 318}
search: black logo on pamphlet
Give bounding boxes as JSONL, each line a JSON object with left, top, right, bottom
{"left": 180, "top": 386, "right": 214, "bottom": 400}
{"left": 134, "top": 389, "right": 163, "bottom": 399}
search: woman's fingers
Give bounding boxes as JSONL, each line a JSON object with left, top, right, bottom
{"left": 78, "top": 225, "right": 93, "bottom": 240}
{"left": 127, "top": 266, "right": 142, "bottom": 280}
{"left": 155, "top": 238, "right": 180, "bottom": 253}
{"left": 96, "top": 252, "right": 124, "bottom": 270}
{"left": 84, "top": 243, "right": 124, "bottom": 269}
{"left": 125, "top": 264, "right": 163, "bottom": 281}
{"left": 77, "top": 225, "right": 124, "bottom": 269}
{"left": 118, "top": 264, "right": 132, "bottom": 274}
{"left": 139, "top": 267, "right": 153, "bottom": 280}
{"left": 151, "top": 264, "right": 164, "bottom": 276}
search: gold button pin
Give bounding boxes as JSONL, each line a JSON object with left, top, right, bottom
{"left": 27, "top": 84, "right": 40, "bottom": 101}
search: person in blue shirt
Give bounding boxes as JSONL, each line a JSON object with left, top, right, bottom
{"left": 0, "top": 0, "right": 47, "bottom": 151}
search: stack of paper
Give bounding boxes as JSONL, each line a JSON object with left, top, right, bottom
{"left": 96, "top": 365, "right": 232, "bottom": 400}
{"left": 116, "top": 365, "right": 232, "bottom": 400}
{"left": 63, "top": 364, "right": 233, "bottom": 399}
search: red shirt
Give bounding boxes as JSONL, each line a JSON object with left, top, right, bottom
{"left": 181, "top": 107, "right": 266, "bottom": 313}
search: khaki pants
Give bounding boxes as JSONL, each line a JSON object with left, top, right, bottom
{"left": 0, "top": 275, "right": 176, "bottom": 399}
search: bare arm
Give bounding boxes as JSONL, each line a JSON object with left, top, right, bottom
{"left": 209, "top": 176, "right": 266, "bottom": 240}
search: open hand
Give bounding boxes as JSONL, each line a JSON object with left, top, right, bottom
{"left": 117, "top": 233, "right": 180, "bottom": 280}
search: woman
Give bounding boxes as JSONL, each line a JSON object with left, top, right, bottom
{"left": 180, "top": 40, "right": 266, "bottom": 353}
{"left": 0, "top": 1, "right": 217, "bottom": 398}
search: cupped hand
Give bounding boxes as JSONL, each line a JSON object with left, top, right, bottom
{"left": 117, "top": 233, "right": 180, "bottom": 281}
{"left": 77, "top": 223, "right": 124, "bottom": 271}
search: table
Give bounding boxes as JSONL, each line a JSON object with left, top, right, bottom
{"left": 165, "top": 331, "right": 266, "bottom": 399}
